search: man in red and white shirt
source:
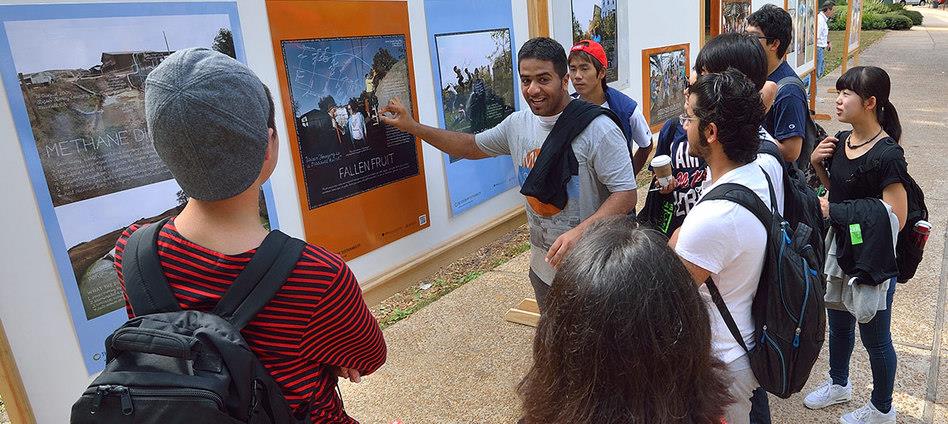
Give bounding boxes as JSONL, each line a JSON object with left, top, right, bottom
{"left": 114, "top": 48, "right": 385, "bottom": 423}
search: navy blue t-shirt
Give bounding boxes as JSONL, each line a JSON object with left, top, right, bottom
{"left": 764, "top": 61, "right": 808, "bottom": 144}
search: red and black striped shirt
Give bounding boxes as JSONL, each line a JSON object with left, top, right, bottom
{"left": 114, "top": 220, "right": 386, "bottom": 423}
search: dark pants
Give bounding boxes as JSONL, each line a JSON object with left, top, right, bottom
{"left": 528, "top": 269, "right": 550, "bottom": 312}
{"left": 828, "top": 280, "right": 897, "bottom": 413}
{"left": 749, "top": 388, "right": 771, "bottom": 423}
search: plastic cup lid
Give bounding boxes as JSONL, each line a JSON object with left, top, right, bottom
{"left": 651, "top": 155, "right": 672, "bottom": 167}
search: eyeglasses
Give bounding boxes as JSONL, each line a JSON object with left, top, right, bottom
{"left": 743, "top": 32, "right": 773, "bottom": 41}
{"left": 679, "top": 113, "right": 698, "bottom": 127}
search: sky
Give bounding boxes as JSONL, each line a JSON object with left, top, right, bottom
{"left": 435, "top": 29, "right": 509, "bottom": 90}
{"left": 5, "top": 14, "right": 230, "bottom": 74}
{"left": 282, "top": 35, "right": 407, "bottom": 117}
{"left": 572, "top": 0, "right": 600, "bottom": 31}
{"left": 56, "top": 179, "right": 180, "bottom": 248}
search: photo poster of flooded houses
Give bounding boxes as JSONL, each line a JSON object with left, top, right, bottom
{"left": 268, "top": 0, "right": 429, "bottom": 260}
{"left": 641, "top": 44, "right": 690, "bottom": 132}
{"left": 721, "top": 0, "right": 753, "bottom": 34}
{"left": 426, "top": 0, "right": 518, "bottom": 216}
{"left": 571, "top": 0, "right": 619, "bottom": 82}
{"left": 0, "top": 2, "right": 278, "bottom": 374}
{"left": 793, "top": 0, "right": 817, "bottom": 75}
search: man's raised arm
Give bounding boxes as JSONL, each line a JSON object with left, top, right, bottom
{"left": 380, "top": 98, "right": 489, "bottom": 160}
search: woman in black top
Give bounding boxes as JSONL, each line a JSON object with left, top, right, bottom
{"left": 805, "top": 66, "right": 908, "bottom": 424}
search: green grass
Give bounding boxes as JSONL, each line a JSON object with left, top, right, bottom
{"left": 822, "top": 30, "right": 887, "bottom": 78}
{"left": 378, "top": 272, "right": 484, "bottom": 329}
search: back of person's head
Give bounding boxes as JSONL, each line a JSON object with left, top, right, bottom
{"left": 145, "top": 47, "right": 275, "bottom": 202}
{"left": 518, "top": 216, "right": 731, "bottom": 424}
{"left": 695, "top": 33, "right": 768, "bottom": 90}
{"left": 836, "top": 66, "right": 902, "bottom": 142}
{"left": 690, "top": 69, "right": 765, "bottom": 164}
{"left": 747, "top": 4, "right": 794, "bottom": 59}
{"left": 821, "top": 2, "right": 834, "bottom": 12}
{"left": 518, "top": 37, "right": 568, "bottom": 79}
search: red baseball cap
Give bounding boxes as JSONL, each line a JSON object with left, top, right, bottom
{"left": 570, "top": 39, "right": 608, "bottom": 69}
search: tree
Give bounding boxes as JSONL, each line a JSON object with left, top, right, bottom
{"left": 212, "top": 28, "right": 236, "bottom": 59}
{"left": 371, "top": 48, "right": 397, "bottom": 82}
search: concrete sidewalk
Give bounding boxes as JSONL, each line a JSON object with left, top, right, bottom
{"left": 341, "top": 9, "right": 948, "bottom": 423}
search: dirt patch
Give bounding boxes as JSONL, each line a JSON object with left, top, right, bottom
{"left": 372, "top": 224, "right": 529, "bottom": 329}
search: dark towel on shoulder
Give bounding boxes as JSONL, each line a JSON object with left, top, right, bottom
{"left": 520, "top": 99, "right": 624, "bottom": 210}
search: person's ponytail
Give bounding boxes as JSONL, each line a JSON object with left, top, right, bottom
{"left": 878, "top": 99, "right": 902, "bottom": 143}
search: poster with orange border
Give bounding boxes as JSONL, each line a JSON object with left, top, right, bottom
{"left": 266, "top": 0, "right": 429, "bottom": 260}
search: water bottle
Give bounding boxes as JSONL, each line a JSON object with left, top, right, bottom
{"left": 913, "top": 220, "right": 932, "bottom": 250}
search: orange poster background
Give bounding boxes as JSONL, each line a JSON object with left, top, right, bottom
{"left": 266, "top": 0, "right": 430, "bottom": 260}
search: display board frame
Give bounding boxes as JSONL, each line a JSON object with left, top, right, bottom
{"left": 0, "top": 1, "right": 275, "bottom": 375}
{"left": 266, "top": 0, "right": 430, "bottom": 261}
{"left": 786, "top": 0, "right": 818, "bottom": 77}
{"left": 640, "top": 43, "right": 691, "bottom": 133}
{"left": 424, "top": 0, "right": 519, "bottom": 216}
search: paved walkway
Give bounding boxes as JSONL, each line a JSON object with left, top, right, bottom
{"left": 341, "top": 8, "right": 948, "bottom": 423}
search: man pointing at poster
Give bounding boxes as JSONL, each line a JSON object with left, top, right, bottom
{"left": 381, "top": 37, "right": 637, "bottom": 311}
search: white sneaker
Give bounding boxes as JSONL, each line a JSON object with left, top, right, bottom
{"left": 839, "top": 402, "right": 897, "bottom": 423}
{"left": 804, "top": 378, "right": 853, "bottom": 409}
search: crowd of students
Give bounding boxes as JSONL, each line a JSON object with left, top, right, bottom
{"left": 88, "top": 3, "right": 921, "bottom": 423}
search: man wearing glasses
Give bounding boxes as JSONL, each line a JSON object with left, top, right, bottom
{"left": 670, "top": 69, "right": 784, "bottom": 424}
{"left": 746, "top": 5, "right": 811, "bottom": 170}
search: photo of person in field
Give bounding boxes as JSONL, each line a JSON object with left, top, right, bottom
{"left": 435, "top": 29, "right": 516, "bottom": 163}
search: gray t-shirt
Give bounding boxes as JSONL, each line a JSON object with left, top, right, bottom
{"left": 475, "top": 110, "right": 637, "bottom": 284}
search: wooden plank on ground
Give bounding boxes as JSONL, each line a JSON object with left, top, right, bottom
{"left": 0, "top": 320, "right": 35, "bottom": 424}
{"left": 505, "top": 298, "right": 540, "bottom": 327}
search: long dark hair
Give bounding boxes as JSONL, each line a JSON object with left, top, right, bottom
{"left": 518, "top": 217, "right": 731, "bottom": 424}
{"left": 836, "top": 66, "right": 902, "bottom": 142}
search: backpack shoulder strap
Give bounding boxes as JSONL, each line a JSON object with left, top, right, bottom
{"left": 698, "top": 176, "right": 778, "bottom": 352}
{"left": 123, "top": 218, "right": 181, "bottom": 316}
{"left": 777, "top": 75, "right": 807, "bottom": 92}
{"left": 212, "top": 231, "right": 307, "bottom": 329}
{"left": 705, "top": 277, "right": 750, "bottom": 352}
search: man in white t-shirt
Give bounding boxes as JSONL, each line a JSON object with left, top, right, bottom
{"left": 380, "top": 37, "right": 637, "bottom": 310}
{"left": 670, "top": 69, "right": 783, "bottom": 424}
{"left": 817, "top": 2, "right": 835, "bottom": 78}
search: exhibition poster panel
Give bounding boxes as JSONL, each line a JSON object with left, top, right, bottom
{"left": 0, "top": 2, "right": 278, "bottom": 374}
{"left": 570, "top": 0, "right": 618, "bottom": 82}
{"left": 641, "top": 44, "right": 690, "bottom": 132}
{"left": 792, "top": 0, "right": 817, "bottom": 76}
{"left": 721, "top": 0, "right": 753, "bottom": 34}
{"left": 267, "top": 0, "right": 430, "bottom": 260}
{"left": 425, "top": 0, "right": 518, "bottom": 216}
{"left": 787, "top": 0, "right": 798, "bottom": 66}
{"left": 847, "top": 0, "right": 861, "bottom": 54}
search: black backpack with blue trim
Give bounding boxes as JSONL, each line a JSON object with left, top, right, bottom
{"left": 700, "top": 169, "right": 826, "bottom": 399}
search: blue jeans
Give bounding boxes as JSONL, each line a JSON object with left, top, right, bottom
{"left": 817, "top": 47, "right": 826, "bottom": 79}
{"left": 749, "top": 387, "right": 771, "bottom": 423}
{"left": 828, "top": 280, "right": 897, "bottom": 413}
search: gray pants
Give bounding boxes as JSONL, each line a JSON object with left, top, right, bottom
{"left": 528, "top": 269, "right": 550, "bottom": 312}
{"left": 720, "top": 354, "right": 761, "bottom": 424}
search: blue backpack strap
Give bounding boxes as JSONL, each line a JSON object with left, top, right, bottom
{"left": 123, "top": 217, "right": 181, "bottom": 315}
{"left": 212, "top": 231, "right": 307, "bottom": 329}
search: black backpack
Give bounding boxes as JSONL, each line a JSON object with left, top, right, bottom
{"left": 776, "top": 75, "right": 829, "bottom": 189}
{"left": 846, "top": 137, "right": 929, "bottom": 283}
{"left": 759, "top": 139, "right": 827, "bottom": 271}
{"left": 71, "top": 219, "right": 308, "bottom": 423}
{"left": 700, "top": 170, "right": 826, "bottom": 399}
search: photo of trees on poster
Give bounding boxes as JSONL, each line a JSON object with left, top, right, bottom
{"left": 722, "top": 0, "right": 753, "bottom": 34}
{"left": 644, "top": 45, "right": 689, "bottom": 131}
{"left": 571, "top": 0, "right": 618, "bottom": 82}
{"left": 282, "top": 35, "right": 420, "bottom": 210}
{"left": 2, "top": 13, "right": 253, "bottom": 321}
{"left": 435, "top": 29, "right": 515, "bottom": 163}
